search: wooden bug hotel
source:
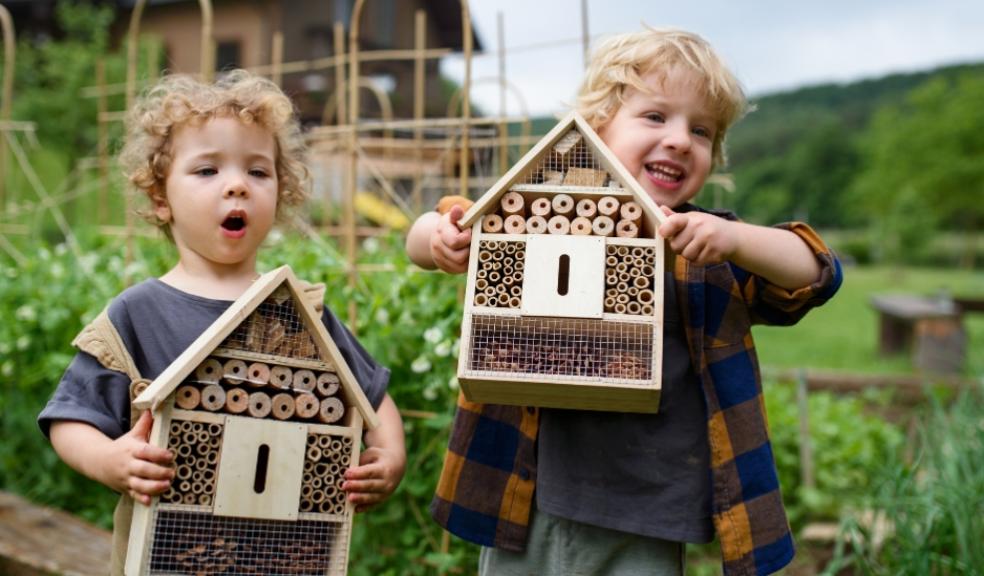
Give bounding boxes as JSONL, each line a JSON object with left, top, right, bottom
{"left": 457, "top": 111, "right": 668, "bottom": 413}
{"left": 126, "top": 266, "right": 379, "bottom": 576}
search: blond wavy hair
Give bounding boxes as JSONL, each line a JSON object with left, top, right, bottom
{"left": 119, "top": 69, "right": 309, "bottom": 232}
{"left": 576, "top": 27, "right": 749, "bottom": 168}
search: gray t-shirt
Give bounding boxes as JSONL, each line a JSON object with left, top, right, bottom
{"left": 536, "top": 271, "right": 713, "bottom": 543}
{"left": 38, "top": 278, "right": 389, "bottom": 439}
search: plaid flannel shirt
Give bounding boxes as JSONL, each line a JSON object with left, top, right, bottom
{"left": 431, "top": 218, "right": 843, "bottom": 576}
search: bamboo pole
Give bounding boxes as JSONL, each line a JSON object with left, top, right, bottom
{"left": 348, "top": 2, "right": 364, "bottom": 331}
{"left": 497, "top": 11, "right": 507, "bottom": 176}
{"left": 0, "top": 4, "right": 13, "bottom": 209}
{"left": 413, "top": 10, "right": 426, "bottom": 212}
{"left": 96, "top": 60, "right": 109, "bottom": 225}
{"left": 459, "top": 0, "right": 472, "bottom": 198}
{"left": 271, "top": 30, "right": 283, "bottom": 86}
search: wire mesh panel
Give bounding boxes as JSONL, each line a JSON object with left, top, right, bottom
{"left": 222, "top": 286, "right": 321, "bottom": 360}
{"left": 148, "top": 509, "right": 348, "bottom": 575}
{"left": 521, "top": 128, "right": 616, "bottom": 188}
{"left": 465, "top": 315, "right": 653, "bottom": 384}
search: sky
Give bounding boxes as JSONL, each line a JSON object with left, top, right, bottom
{"left": 439, "top": 0, "right": 984, "bottom": 117}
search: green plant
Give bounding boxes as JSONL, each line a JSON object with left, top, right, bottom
{"left": 823, "top": 387, "right": 984, "bottom": 575}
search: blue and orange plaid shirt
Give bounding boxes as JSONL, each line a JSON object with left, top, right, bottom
{"left": 431, "top": 217, "right": 843, "bottom": 576}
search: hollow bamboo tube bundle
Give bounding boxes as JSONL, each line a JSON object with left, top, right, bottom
{"left": 174, "top": 384, "right": 202, "bottom": 410}
{"left": 318, "top": 397, "right": 345, "bottom": 424}
{"left": 642, "top": 304, "right": 655, "bottom": 316}
{"left": 194, "top": 358, "right": 222, "bottom": 384}
{"left": 548, "top": 215, "right": 571, "bottom": 235}
{"left": 509, "top": 297, "right": 521, "bottom": 308}
{"left": 248, "top": 391, "right": 272, "bottom": 418}
{"left": 551, "top": 194, "right": 574, "bottom": 216}
{"left": 482, "top": 214, "right": 504, "bottom": 233}
{"left": 638, "top": 289, "right": 654, "bottom": 304}
{"left": 225, "top": 387, "right": 249, "bottom": 414}
{"left": 478, "top": 249, "right": 493, "bottom": 263}
{"left": 504, "top": 242, "right": 517, "bottom": 255}
{"left": 614, "top": 302, "right": 628, "bottom": 314}
{"left": 292, "top": 369, "right": 316, "bottom": 392}
{"left": 597, "top": 196, "right": 620, "bottom": 216}
{"left": 605, "top": 296, "right": 617, "bottom": 310}
{"left": 271, "top": 393, "right": 296, "bottom": 420}
{"left": 620, "top": 201, "right": 642, "bottom": 224}
{"left": 571, "top": 216, "right": 592, "bottom": 235}
{"left": 530, "top": 197, "right": 552, "bottom": 217}
{"left": 315, "top": 372, "right": 340, "bottom": 397}
{"left": 504, "top": 214, "right": 526, "bottom": 234}
{"left": 295, "top": 392, "right": 320, "bottom": 419}
{"left": 526, "top": 215, "right": 548, "bottom": 234}
{"left": 270, "top": 365, "right": 293, "bottom": 389}
{"left": 476, "top": 278, "right": 489, "bottom": 291}
{"left": 474, "top": 293, "right": 489, "bottom": 306}
{"left": 616, "top": 219, "right": 639, "bottom": 238}
{"left": 576, "top": 198, "right": 597, "bottom": 218}
{"left": 592, "top": 215, "right": 615, "bottom": 237}
{"left": 500, "top": 191, "right": 525, "bottom": 216}
{"left": 627, "top": 302, "right": 642, "bottom": 315}
{"left": 200, "top": 384, "right": 226, "bottom": 412}
{"left": 246, "top": 362, "right": 270, "bottom": 387}
{"left": 222, "top": 359, "right": 247, "bottom": 384}
{"left": 633, "top": 275, "right": 650, "bottom": 289}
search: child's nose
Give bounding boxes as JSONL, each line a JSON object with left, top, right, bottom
{"left": 224, "top": 176, "right": 249, "bottom": 198}
{"left": 663, "top": 121, "right": 693, "bottom": 152}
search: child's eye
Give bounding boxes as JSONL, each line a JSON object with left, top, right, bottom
{"left": 249, "top": 168, "right": 270, "bottom": 178}
{"left": 692, "top": 126, "right": 712, "bottom": 139}
{"left": 196, "top": 167, "right": 217, "bottom": 176}
{"left": 644, "top": 113, "right": 665, "bottom": 123}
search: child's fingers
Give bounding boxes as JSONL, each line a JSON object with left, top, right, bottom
{"left": 130, "top": 458, "right": 175, "bottom": 481}
{"left": 127, "top": 476, "right": 171, "bottom": 500}
{"left": 441, "top": 225, "right": 472, "bottom": 251}
{"left": 658, "top": 213, "right": 688, "bottom": 240}
{"left": 342, "top": 477, "right": 387, "bottom": 495}
{"left": 134, "top": 442, "right": 174, "bottom": 465}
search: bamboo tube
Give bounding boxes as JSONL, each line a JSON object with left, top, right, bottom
{"left": 628, "top": 286, "right": 640, "bottom": 298}
{"left": 576, "top": 198, "right": 597, "bottom": 218}
{"left": 206, "top": 450, "right": 218, "bottom": 465}
{"left": 316, "top": 372, "right": 340, "bottom": 397}
{"left": 638, "top": 289, "right": 654, "bottom": 304}
{"left": 482, "top": 214, "right": 504, "bottom": 233}
{"left": 225, "top": 387, "right": 249, "bottom": 414}
{"left": 641, "top": 264, "right": 655, "bottom": 278}
{"left": 616, "top": 245, "right": 630, "bottom": 256}
{"left": 317, "top": 435, "right": 332, "bottom": 449}
{"left": 314, "top": 463, "right": 329, "bottom": 476}
{"left": 245, "top": 362, "right": 270, "bottom": 387}
{"left": 177, "top": 464, "right": 193, "bottom": 479}
{"left": 504, "top": 242, "right": 517, "bottom": 254}
{"left": 616, "top": 219, "right": 639, "bottom": 238}
{"left": 616, "top": 293, "right": 630, "bottom": 304}
{"left": 620, "top": 201, "right": 642, "bottom": 224}
{"left": 548, "top": 215, "right": 570, "bottom": 235}
{"left": 330, "top": 438, "right": 343, "bottom": 452}
{"left": 476, "top": 278, "right": 489, "bottom": 291}
{"left": 191, "top": 481, "right": 204, "bottom": 495}
{"left": 607, "top": 244, "right": 618, "bottom": 255}
{"left": 491, "top": 260, "right": 503, "bottom": 271}
{"left": 318, "top": 397, "right": 345, "bottom": 424}
{"left": 509, "top": 297, "right": 521, "bottom": 308}
{"left": 177, "top": 444, "right": 192, "bottom": 458}
{"left": 307, "top": 445, "right": 322, "bottom": 461}
{"left": 504, "top": 214, "right": 526, "bottom": 234}
{"left": 631, "top": 246, "right": 646, "bottom": 258}
{"left": 474, "top": 293, "right": 489, "bottom": 306}
{"left": 491, "top": 249, "right": 504, "bottom": 261}
{"left": 511, "top": 284, "right": 522, "bottom": 297}
{"left": 642, "top": 304, "right": 655, "bottom": 316}
{"left": 181, "top": 493, "right": 196, "bottom": 505}
{"left": 292, "top": 369, "right": 316, "bottom": 392}
{"left": 606, "top": 288, "right": 619, "bottom": 299}
{"left": 485, "top": 240, "right": 500, "bottom": 251}
{"left": 614, "top": 302, "right": 628, "bottom": 314}
{"left": 175, "top": 385, "right": 201, "bottom": 410}
{"left": 488, "top": 270, "right": 501, "bottom": 284}
{"left": 222, "top": 359, "right": 248, "bottom": 384}
{"left": 311, "top": 476, "right": 323, "bottom": 490}
{"left": 627, "top": 301, "right": 642, "bottom": 315}
{"left": 605, "top": 296, "right": 617, "bottom": 310}
{"left": 502, "top": 275, "right": 515, "bottom": 287}
{"left": 616, "top": 261, "right": 629, "bottom": 273}
{"left": 606, "top": 273, "right": 618, "bottom": 286}
{"left": 477, "top": 268, "right": 488, "bottom": 279}
{"left": 196, "top": 429, "right": 209, "bottom": 444}
{"left": 592, "top": 215, "right": 614, "bottom": 237}
{"left": 270, "top": 366, "right": 293, "bottom": 389}
{"left": 194, "top": 358, "right": 222, "bottom": 384}
{"left": 598, "top": 196, "right": 620, "bottom": 216}
{"left": 634, "top": 275, "right": 650, "bottom": 289}
{"left": 526, "top": 215, "right": 548, "bottom": 234}
{"left": 530, "top": 197, "right": 552, "bottom": 217}
{"left": 295, "top": 392, "right": 320, "bottom": 419}
{"left": 200, "top": 384, "right": 226, "bottom": 412}
{"left": 342, "top": 435, "right": 354, "bottom": 447}
{"left": 515, "top": 256, "right": 525, "bottom": 269}
{"left": 271, "top": 393, "right": 296, "bottom": 420}
{"left": 500, "top": 191, "right": 525, "bottom": 216}
{"left": 606, "top": 255, "right": 618, "bottom": 267}
{"left": 312, "top": 489, "right": 326, "bottom": 504}
{"left": 248, "top": 391, "right": 272, "bottom": 418}
{"left": 551, "top": 194, "right": 574, "bottom": 216}
{"left": 208, "top": 423, "right": 222, "bottom": 437}
{"left": 571, "top": 216, "right": 592, "bottom": 235}
{"left": 300, "top": 500, "right": 313, "bottom": 513}
{"left": 487, "top": 295, "right": 499, "bottom": 307}
{"left": 478, "top": 249, "right": 492, "bottom": 262}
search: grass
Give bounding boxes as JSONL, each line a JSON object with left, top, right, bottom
{"left": 753, "top": 265, "right": 984, "bottom": 376}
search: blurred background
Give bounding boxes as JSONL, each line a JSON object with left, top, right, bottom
{"left": 0, "top": 1, "right": 981, "bottom": 574}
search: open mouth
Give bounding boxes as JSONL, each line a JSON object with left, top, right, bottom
{"left": 222, "top": 210, "right": 247, "bottom": 232}
{"left": 645, "top": 162, "right": 684, "bottom": 183}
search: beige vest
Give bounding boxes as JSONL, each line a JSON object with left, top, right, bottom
{"left": 72, "top": 280, "right": 326, "bottom": 575}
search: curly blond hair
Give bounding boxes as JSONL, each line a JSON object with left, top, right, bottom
{"left": 119, "top": 69, "right": 309, "bottom": 231}
{"left": 576, "top": 27, "right": 749, "bottom": 168}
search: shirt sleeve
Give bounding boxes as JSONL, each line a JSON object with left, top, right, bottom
{"left": 741, "top": 222, "right": 844, "bottom": 326}
{"left": 320, "top": 308, "right": 391, "bottom": 410}
{"left": 37, "top": 351, "right": 132, "bottom": 440}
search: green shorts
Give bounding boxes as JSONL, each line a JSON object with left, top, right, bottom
{"left": 479, "top": 507, "right": 685, "bottom": 576}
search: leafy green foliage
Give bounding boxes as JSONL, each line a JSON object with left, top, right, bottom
{"left": 824, "top": 387, "right": 984, "bottom": 575}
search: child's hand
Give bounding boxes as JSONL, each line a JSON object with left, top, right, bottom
{"left": 658, "top": 206, "right": 740, "bottom": 266}
{"left": 105, "top": 411, "right": 174, "bottom": 505}
{"left": 342, "top": 445, "right": 406, "bottom": 512}
{"left": 429, "top": 205, "right": 472, "bottom": 274}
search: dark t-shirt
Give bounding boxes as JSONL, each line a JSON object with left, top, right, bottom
{"left": 38, "top": 278, "right": 389, "bottom": 439}
{"left": 535, "top": 271, "right": 713, "bottom": 543}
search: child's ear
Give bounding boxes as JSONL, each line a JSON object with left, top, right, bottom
{"left": 151, "top": 189, "right": 171, "bottom": 222}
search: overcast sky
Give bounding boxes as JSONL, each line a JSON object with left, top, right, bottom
{"left": 439, "top": 0, "right": 984, "bottom": 117}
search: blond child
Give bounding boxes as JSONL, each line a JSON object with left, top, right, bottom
{"left": 407, "top": 28, "right": 842, "bottom": 576}
{"left": 39, "top": 70, "right": 406, "bottom": 573}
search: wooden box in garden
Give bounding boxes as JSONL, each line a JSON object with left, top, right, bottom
{"left": 457, "top": 112, "right": 668, "bottom": 413}
{"left": 126, "top": 266, "right": 379, "bottom": 576}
